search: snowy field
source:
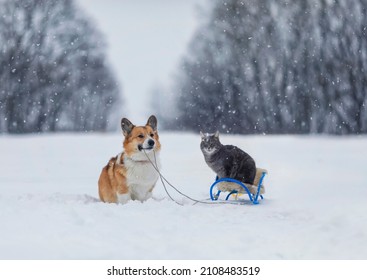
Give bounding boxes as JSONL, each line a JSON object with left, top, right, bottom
{"left": 0, "top": 132, "right": 366, "bottom": 260}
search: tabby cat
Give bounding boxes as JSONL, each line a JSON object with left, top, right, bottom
{"left": 200, "top": 131, "right": 256, "bottom": 185}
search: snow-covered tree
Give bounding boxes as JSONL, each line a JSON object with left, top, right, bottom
{"left": 0, "top": 0, "right": 121, "bottom": 133}
{"left": 173, "top": 0, "right": 367, "bottom": 134}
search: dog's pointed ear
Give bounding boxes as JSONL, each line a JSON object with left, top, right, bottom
{"left": 146, "top": 115, "right": 157, "bottom": 131}
{"left": 121, "top": 118, "right": 134, "bottom": 136}
{"left": 214, "top": 131, "right": 220, "bottom": 138}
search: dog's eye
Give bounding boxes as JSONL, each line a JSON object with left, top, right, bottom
{"left": 150, "top": 133, "right": 154, "bottom": 137}
{"left": 138, "top": 134, "right": 144, "bottom": 139}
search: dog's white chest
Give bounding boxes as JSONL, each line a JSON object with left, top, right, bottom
{"left": 124, "top": 155, "right": 160, "bottom": 201}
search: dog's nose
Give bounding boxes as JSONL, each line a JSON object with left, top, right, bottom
{"left": 148, "top": 139, "right": 155, "bottom": 147}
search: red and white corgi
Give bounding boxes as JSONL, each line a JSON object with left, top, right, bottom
{"left": 98, "top": 115, "right": 161, "bottom": 204}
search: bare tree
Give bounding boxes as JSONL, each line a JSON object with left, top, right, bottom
{"left": 172, "top": 0, "right": 367, "bottom": 135}
{"left": 0, "top": 0, "right": 122, "bottom": 133}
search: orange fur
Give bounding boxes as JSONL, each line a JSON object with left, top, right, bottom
{"left": 123, "top": 126, "right": 161, "bottom": 157}
{"left": 98, "top": 116, "right": 161, "bottom": 204}
{"left": 98, "top": 156, "right": 128, "bottom": 203}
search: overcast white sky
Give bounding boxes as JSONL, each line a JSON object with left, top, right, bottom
{"left": 76, "top": 0, "right": 203, "bottom": 125}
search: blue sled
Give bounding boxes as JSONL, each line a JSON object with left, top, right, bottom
{"left": 209, "top": 171, "right": 267, "bottom": 205}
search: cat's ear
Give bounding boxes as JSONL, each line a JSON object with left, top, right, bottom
{"left": 200, "top": 131, "right": 205, "bottom": 140}
{"left": 215, "top": 131, "right": 220, "bottom": 138}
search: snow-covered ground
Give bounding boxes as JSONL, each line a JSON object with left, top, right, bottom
{"left": 0, "top": 133, "right": 366, "bottom": 259}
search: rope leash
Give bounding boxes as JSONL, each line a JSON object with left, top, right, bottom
{"left": 143, "top": 150, "right": 245, "bottom": 206}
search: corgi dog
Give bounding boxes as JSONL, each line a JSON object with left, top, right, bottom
{"left": 98, "top": 115, "right": 161, "bottom": 204}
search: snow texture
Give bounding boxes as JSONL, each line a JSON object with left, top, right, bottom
{"left": 0, "top": 133, "right": 366, "bottom": 259}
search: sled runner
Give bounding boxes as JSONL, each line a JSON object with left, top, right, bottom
{"left": 209, "top": 168, "right": 267, "bottom": 204}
